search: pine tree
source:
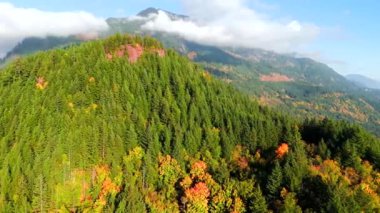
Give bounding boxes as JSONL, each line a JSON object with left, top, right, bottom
{"left": 283, "top": 140, "right": 309, "bottom": 192}
{"left": 280, "top": 192, "right": 302, "bottom": 213}
{"left": 249, "top": 186, "right": 267, "bottom": 213}
{"left": 266, "top": 161, "right": 283, "bottom": 200}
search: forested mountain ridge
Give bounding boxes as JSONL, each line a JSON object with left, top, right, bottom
{"left": 2, "top": 8, "right": 380, "bottom": 135}
{"left": 0, "top": 34, "right": 379, "bottom": 212}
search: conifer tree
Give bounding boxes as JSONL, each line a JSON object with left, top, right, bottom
{"left": 267, "top": 160, "right": 283, "bottom": 200}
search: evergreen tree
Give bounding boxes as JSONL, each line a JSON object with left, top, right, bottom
{"left": 249, "top": 186, "right": 267, "bottom": 213}
{"left": 266, "top": 161, "right": 283, "bottom": 200}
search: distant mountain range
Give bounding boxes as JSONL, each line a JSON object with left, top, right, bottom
{"left": 1, "top": 8, "right": 380, "bottom": 134}
{"left": 346, "top": 74, "right": 380, "bottom": 90}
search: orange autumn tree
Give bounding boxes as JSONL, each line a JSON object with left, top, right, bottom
{"left": 276, "top": 143, "right": 289, "bottom": 159}
{"left": 90, "top": 165, "right": 121, "bottom": 211}
{"left": 183, "top": 182, "right": 210, "bottom": 212}
{"left": 180, "top": 160, "right": 212, "bottom": 213}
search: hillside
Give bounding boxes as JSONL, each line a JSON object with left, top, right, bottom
{"left": 2, "top": 8, "right": 380, "bottom": 135}
{"left": 346, "top": 74, "right": 380, "bottom": 90}
{"left": 178, "top": 41, "right": 380, "bottom": 134}
{"left": 0, "top": 34, "right": 379, "bottom": 212}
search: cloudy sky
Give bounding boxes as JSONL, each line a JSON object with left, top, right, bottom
{"left": 1, "top": 0, "right": 380, "bottom": 80}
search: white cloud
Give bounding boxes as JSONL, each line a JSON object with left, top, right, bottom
{"left": 0, "top": 3, "right": 108, "bottom": 57}
{"left": 141, "top": 0, "right": 320, "bottom": 53}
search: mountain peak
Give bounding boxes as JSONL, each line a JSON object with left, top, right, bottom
{"left": 137, "top": 7, "right": 160, "bottom": 17}
{"left": 137, "top": 7, "right": 188, "bottom": 20}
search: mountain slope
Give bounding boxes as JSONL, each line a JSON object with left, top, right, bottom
{"left": 183, "top": 42, "right": 380, "bottom": 133}
{"left": 0, "top": 34, "right": 380, "bottom": 212}
{"left": 1, "top": 36, "right": 81, "bottom": 62}
{"left": 346, "top": 74, "right": 380, "bottom": 90}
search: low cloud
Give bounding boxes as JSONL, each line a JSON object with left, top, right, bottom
{"left": 141, "top": 0, "right": 319, "bottom": 53}
{"left": 0, "top": 3, "right": 108, "bottom": 57}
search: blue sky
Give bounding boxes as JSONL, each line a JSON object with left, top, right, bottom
{"left": 3, "top": 0, "right": 380, "bottom": 80}
{"left": 5, "top": 0, "right": 180, "bottom": 17}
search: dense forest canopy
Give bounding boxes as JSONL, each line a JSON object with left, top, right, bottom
{"left": 0, "top": 34, "right": 379, "bottom": 212}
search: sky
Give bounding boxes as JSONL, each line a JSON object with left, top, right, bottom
{"left": 1, "top": 0, "right": 379, "bottom": 80}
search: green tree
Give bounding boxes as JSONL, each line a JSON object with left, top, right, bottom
{"left": 267, "top": 161, "right": 283, "bottom": 200}
{"left": 249, "top": 186, "right": 267, "bottom": 213}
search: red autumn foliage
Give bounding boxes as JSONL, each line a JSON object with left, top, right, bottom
{"left": 185, "top": 182, "right": 210, "bottom": 201}
{"left": 105, "top": 44, "right": 143, "bottom": 63}
{"left": 126, "top": 44, "right": 144, "bottom": 63}
{"left": 116, "top": 49, "right": 125, "bottom": 58}
{"left": 260, "top": 73, "right": 294, "bottom": 82}
{"left": 191, "top": 161, "right": 208, "bottom": 177}
{"left": 312, "top": 165, "right": 321, "bottom": 171}
{"left": 192, "top": 161, "right": 207, "bottom": 171}
{"left": 237, "top": 157, "right": 249, "bottom": 170}
{"left": 105, "top": 43, "right": 165, "bottom": 63}
{"left": 101, "top": 177, "right": 119, "bottom": 194}
{"left": 275, "top": 143, "right": 289, "bottom": 158}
